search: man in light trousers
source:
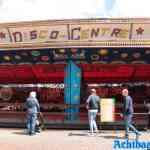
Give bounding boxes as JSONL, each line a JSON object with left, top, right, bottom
{"left": 86, "top": 89, "right": 100, "bottom": 135}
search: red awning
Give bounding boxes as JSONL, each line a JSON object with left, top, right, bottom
{"left": 0, "top": 64, "right": 149, "bottom": 84}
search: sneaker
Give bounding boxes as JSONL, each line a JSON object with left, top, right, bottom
{"left": 29, "top": 132, "right": 36, "bottom": 136}
{"left": 125, "top": 134, "right": 129, "bottom": 139}
{"left": 94, "top": 130, "right": 99, "bottom": 134}
{"left": 36, "top": 130, "right": 41, "bottom": 133}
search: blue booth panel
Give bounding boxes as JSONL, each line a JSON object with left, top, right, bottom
{"left": 64, "top": 61, "right": 81, "bottom": 121}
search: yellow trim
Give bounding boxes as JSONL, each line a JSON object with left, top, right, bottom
{"left": 1, "top": 18, "right": 150, "bottom": 27}
{"left": 0, "top": 41, "right": 150, "bottom": 50}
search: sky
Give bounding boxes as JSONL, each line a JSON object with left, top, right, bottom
{"left": 0, "top": 0, "right": 149, "bottom": 23}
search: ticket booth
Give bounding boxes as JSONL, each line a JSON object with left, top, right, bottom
{"left": 0, "top": 18, "right": 150, "bottom": 128}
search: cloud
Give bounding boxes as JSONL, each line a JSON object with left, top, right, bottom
{"left": 0, "top": 0, "right": 113, "bottom": 22}
{"left": 0, "top": 0, "right": 104, "bottom": 22}
{"left": 0, "top": 0, "right": 149, "bottom": 23}
{"left": 115, "top": 0, "right": 150, "bottom": 17}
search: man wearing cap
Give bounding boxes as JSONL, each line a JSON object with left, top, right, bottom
{"left": 122, "top": 89, "right": 141, "bottom": 139}
{"left": 86, "top": 89, "right": 100, "bottom": 135}
{"left": 25, "top": 91, "right": 40, "bottom": 135}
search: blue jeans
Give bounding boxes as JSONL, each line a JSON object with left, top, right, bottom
{"left": 124, "top": 115, "right": 139, "bottom": 136}
{"left": 88, "top": 110, "right": 98, "bottom": 133}
{"left": 27, "top": 113, "right": 37, "bottom": 134}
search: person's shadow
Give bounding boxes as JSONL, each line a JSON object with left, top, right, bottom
{"left": 99, "top": 135, "right": 125, "bottom": 139}
{"left": 12, "top": 131, "right": 28, "bottom": 135}
{"left": 68, "top": 131, "right": 115, "bottom": 137}
{"left": 99, "top": 135, "right": 135, "bottom": 140}
{"left": 68, "top": 132, "right": 88, "bottom": 136}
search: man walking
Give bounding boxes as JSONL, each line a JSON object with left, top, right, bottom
{"left": 122, "top": 89, "right": 141, "bottom": 139}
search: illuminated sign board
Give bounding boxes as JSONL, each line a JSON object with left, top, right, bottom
{"left": 100, "top": 98, "right": 115, "bottom": 122}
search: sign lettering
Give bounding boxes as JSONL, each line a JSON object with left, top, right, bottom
{"left": 0, "top": 21, "right": 149, "bottom": 46}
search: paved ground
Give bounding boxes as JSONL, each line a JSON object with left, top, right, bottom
{"left": 0, "top": 128, "right": 149, "bottom": 150}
